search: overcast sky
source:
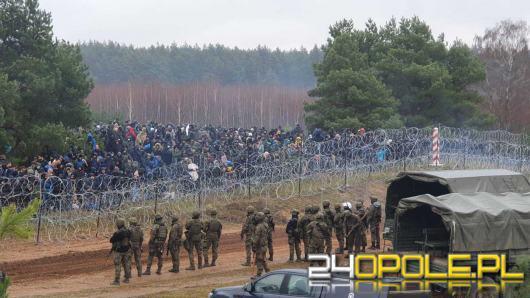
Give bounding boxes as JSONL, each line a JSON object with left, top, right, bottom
{"left": 39, "top": 0, "right": 529, "bottom": 50}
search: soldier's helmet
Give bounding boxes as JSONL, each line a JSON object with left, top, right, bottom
{"left": 246, "top": 205, "right": 255, "bottom": 214}
{"left": 263, "top": 208, "right": 271, "bottom": 215}
{"left": 315, "top": 213, "right": 324, "bottom": 221}
{"left": 192, "top": 211, "right": 200, "bottom": 219}
{"left": 129, "top": 217, "right": 138, "bottom": 225}
{"left": 255, "top": 212, "right": 265, "bottom": 222}
{"left": 171, "top": 215, "right": 179, "bottom": 223}
{"left": 312, "top": 206, "right": 320, "bottom": 213}
{"left": 154, "top": 214, "right": 163, "bottom": 222}
{"left": 370, "top": 196, "right": 378, "bottom": 203}
{"left": 305, "top": 206, "right": 312, "bottom": 213}
{"left": 356, "top": 201, "right": 363, "bottom": 209}
{"left": 322, "top": 200, "right": 331, "bottom": 208}
{"left": 343, "top": 210, "right": 352, "bottom": 217}
{"left": 210, "top": 209, "right": 218, "bottom": 216}
{"left": 343, "top": 202, "right": 352, "bottom": 210}
{"left": 291, "top": 208, "right": 299, "bottom": 215}
{"left": 116, "top": 218, "right": 126, "bottom": 228}
{"left": 334, "top": 203, "right": 342, "bottom": 210}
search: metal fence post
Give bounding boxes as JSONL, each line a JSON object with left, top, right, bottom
{"left": 95, "top": 195, "right": 102, "bottom": 238}
{"left": 35, "top": 176, "right": 43, "bottom": 244}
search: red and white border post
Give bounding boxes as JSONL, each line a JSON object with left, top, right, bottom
{"left": 430, "top": 127, "right": 442, "bottom": 166}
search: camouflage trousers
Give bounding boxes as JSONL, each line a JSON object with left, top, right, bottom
{"left": 370, "top": 223, "right": 380, "bottom": 247}
{"left": 302, "top": 236, "right": 309, "bottom": 260}
{"left": 287, "top": 235, "right": 301, "bottom": 261}
{"left": 244, "top": 236, "right": 253, "bottom": 264}
{"left": 113, "top": 251, "right": 131, "bottom": 282}
{"left": 188, "top": 240, "right": 203, "bottom": 268}
{"left": 324, "top": 229, "right": 332, "bottom": 255}
{"left": 267, "top": 233, "right": 274, "bottom": 260}
{"left": 346, "top": 231, "right": 362, "bottom": 254}
{"left": 203, "top": 238, "right": 219, "bottom": 265}
{"left": 169, "top": 244, "right": 180, "bottom": 271}
{"left": 335, "top": 229, "right": 345, "bottom": 253}
{"left": 146, "top": 242, "right": 164, "bottom": 272}
{"left": 130, "top": 244, "right": 142, "bottom": 275}
{"left": 255, "top": 248, "right": 270, "bottom": 276}
{"left": 309, "top": 239, "right": 325, "bottom": 266}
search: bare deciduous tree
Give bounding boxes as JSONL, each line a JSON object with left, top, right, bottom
{"left": 474, "top": 20, "right": 530, "bottom": 132}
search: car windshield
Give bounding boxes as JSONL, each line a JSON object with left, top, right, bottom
{"left": 254, "top": 274, "right": 285, "bottom": 294}
{"left": 287, "top": 274, "right": 309, "bottom": 296}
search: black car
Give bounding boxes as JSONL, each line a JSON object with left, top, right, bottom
{"left": 208, "top": 269, "right": 431, "bottom": 298}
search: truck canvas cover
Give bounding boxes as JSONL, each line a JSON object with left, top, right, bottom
{"left": 397, "top": 192, "right": 530, "bottom": 252}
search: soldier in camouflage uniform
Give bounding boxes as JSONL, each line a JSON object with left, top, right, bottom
{"left": 367, "top": 197, "right": 382, "bottom": 249}
{"left": 129, "top": 217, "right": 144, "bottom": 277}
{"left": 263, "top": 208, "right": 275, "bottom": 261}
{"left": 143, "top": 214, "right": 168, "bottom": 275}
{"left": 185, "top": 211, "right": 204, "bottom": 270}
{"left": 240, "top": 206, "right": 256, "bottom": 266}
{"left": 333, "top": 203, "right": 345, "bottom": 253}
{"left": 253, "top": 212, "right": 270, "bottom": 277}
{"left": 110, "top": 219, "right": 132, "bottom": 285}
{"left": 203, "top": 209, "right": 222, "bottom": 267}
{"left": 343, "top": 210, "right": 362, "bottom": 254}
{"left": 306, "top": 213, "right": 329, "bottom": 266}
{"left": 168, "top": 215, "right": 182, "bottom": 273}
{"left": 297, "top": 206, "right": 312, "bottom": 261}
{"left": 354, "top": 201, "right": 368, "bottom": 252}
{"left": 286, "top": 209, "right": 302, "bottom": 262}
{"left": 321, "top": 201, "right": 334, "bottom": 255}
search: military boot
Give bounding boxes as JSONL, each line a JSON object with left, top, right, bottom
{"left": 111, "top": 279, "right": 120, "bottom": 286}
{"left": 198, "top": 255, "right": 203, "bottom": 269}
{"left": 210, "top": 259, "right": 216, "bottom": 267}
{"left": 370, "top": 241, "right": 376, "bottom": 250}
{"left": 143, "top": 268, "right": 151, "bottom": 275}
{"left": 156, "top": 269, "right": 162, "bottom": 275}
{"left": 138, "top": 271, "right": 142, "bottom": 277}
{"left": 123, "top": 278, "right": 130, "bottom": 283}
{"left": 185, "top": 266, "right": 195, "bottom": 271}
{"left": 203, "top": 255, "right": 210, "bottom": 267}
{"left": 268, "top": 252, "right": 273, "bottom": 262}
{"left": 168, "top": 268, "right": 179, "bottom": 273}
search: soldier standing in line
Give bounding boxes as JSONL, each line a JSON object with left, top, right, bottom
{"left": 129, "top": 217, "right": 144, "bottom": 277}
{"left": 297, "top": 205, "right": 312, "bottom": 261}
{"left": 354, "top": 201, "right": 368, "bottom": 252}
{"left": 240, "top": 206, "right": 256, "bottom": 266}
{"left": 306, "top": 213, "right": 329, "bottom": 266}
{"left": 286, "top": 209, "right": 302, "bottom": 262}
{"left": 110, "top": 219, "right": 132, "bottom": 285}
{"left": 263, "top": 208, "right": 275, "bottom": 261}
{"left": 253, "top": 212, "right": 270, "bottom": 277}
{"left": 367, "top": 197, "right": 382, "bottom": 250}
{"left": 203, "top": 209, "right": 222, "bottom": 267}
{"left": 167, "top": 215, "right": 182, "bottom": 273}
{"left": 185, "top": 211, "right": 204, "bottom": 270}
{"left": 321, "top": 201, "right": 335, "bottom": 255}
{"left": 333, "top": 203, "right": 345, "bottom": 254}
{"left": 143, "top": 214, "right": 168, "bottom": 275}
{"left": 343, "top": 210, "right": 362, "bottom": 254}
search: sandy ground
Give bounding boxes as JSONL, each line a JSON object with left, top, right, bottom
{"left": 2, "top": 181, "right": 388, "bottom": 298}
{"left": 2, "top": 224, "right": 383, "bottom": 298}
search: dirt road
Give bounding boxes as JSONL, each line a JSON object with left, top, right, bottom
{"left": 2, "top": 226, "right": 306, "bottom": 298}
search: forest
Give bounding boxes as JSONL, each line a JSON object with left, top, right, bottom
{"left": 80, "top": 42, "right": 322, "bottom": 87}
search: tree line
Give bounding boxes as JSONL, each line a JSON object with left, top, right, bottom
{"left": 306, "top": 17, "right": 530, "bottom": 132}
{"left": 80, "top": 42, "right": 323, "bottom": 88}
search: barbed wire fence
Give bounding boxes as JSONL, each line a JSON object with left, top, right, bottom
{"left": 0, "top": 126, "right": 529, "bottom": 242}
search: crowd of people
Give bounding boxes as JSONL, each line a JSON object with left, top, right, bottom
{"left": 0, "top": 121, "right": 364, "bottom": 180}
